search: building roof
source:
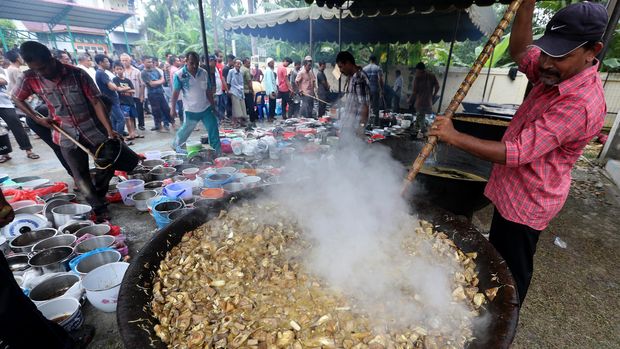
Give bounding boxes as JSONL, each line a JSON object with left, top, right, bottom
{"left": 0, "top": 0, "right": 132, "bottom": 30}
{"left": 21, "top": 21, "right": 106, "bottom": 36}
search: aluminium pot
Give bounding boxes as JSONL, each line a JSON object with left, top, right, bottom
{"left": 32, "top": 234, "right": 77, "bottom": 252}
{"left": 117, "top": 187, "right": 519, "bottom": 349}
{"left": 29, "top": 273, "right": 81, "bottom": 303}
{"left": 9, "top": 228, "right": 58, "bottom": 253}
{"left": 74, "top": 235, "right": 116, "bottom": 254}
{"left": 29, "top": 246, "right": 74, "bottom": 273}
{"left": 52, "top": 204, "right": 92, "bottom": 229}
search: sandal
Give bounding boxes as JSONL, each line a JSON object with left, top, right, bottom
{"left": 135, "top": 135, "right": 145, "bottom": 138}
{"left": 26, "top": 152, "right": 40, "bottom": 160}
{"left": 0, "top": 156, "right": 9, "bottom": 163}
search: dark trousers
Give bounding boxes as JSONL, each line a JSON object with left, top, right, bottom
{"left": 369, "top": 91, "right": 381, "bottom": 125}
{"left": 133, "top": 97, "right": 145, "bottom": 127}
{"left": 278, "top": 91, "right": 290, "bottom": 119}
{"left": 268, "top": 97, "right": 276, "bottom": 120}
{"left": 317, "top": 94, "right": 327, "bottom": 118}
{"left": 489, "top": 209, "right": 541, "bottom": 305}
{"left": 302, "top": 95, "right": 314, "bottom": 118}
{"left": 0, "top": 108, "right": 32, "bottom": 151}
{"left": 0, "top": 254, "right": 74, "bottom": 349}
{"left": 148, "top": 93, "right": 171, "bottom": 128}
{"left": 25, "top": 117, "right": 73, "bottom": 177}
{"left": 290, "top": 97, "right": 300, "bottom": 118}
{"left": 244, "top": 93, "right": 256, "bottom": 122}
{"left": 226, "top": 94, "right": 232, "bottom": 118}
{"left": 61, "top": 142, "right": 114, "bottom": 215}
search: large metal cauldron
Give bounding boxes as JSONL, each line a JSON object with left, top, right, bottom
{"left": 117, "top": 187, "right": 519, "bottom": 349}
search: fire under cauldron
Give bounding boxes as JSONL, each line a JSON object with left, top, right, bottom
{"left": 380, "top": 116, "right": 508, "bottom": 219}
{"left": 117, "top": 187, "right": 519, "bottom": 349}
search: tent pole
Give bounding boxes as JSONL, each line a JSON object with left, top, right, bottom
{"left": 309, "top": 16, "right": 313, "bottom": 58}
{"left": 0, "top": 29, "right": 7, "bottom": 52}
{"left": 48, "top": 24, "right": 57, "bottom": 49}
{"left": 122, "top": 23, "right": 131, "bottom": 54}
{"left": 65, "top": 20, "right": 77, "bottom": 58}
{"left": 198, "top": 0, "right": 212, "bottom": 78}
{"left": 338, "top": 7, "right": 342, "bottom": 93}
{"left": 436, "top": 10, "right": 461, "bottom": 114}
{"left": 385, "top": 43, "right": 390, "bottom": 86}
{"left": 482, "top": 49, "right": 494, "bottom": 102}
{"left": 597, "top": 0, "right": 620, "bottom": 63}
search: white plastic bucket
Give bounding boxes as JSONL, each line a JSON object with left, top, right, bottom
{"left": 81, "top": 262, "right": 129, "bottom": 312}
{"left": 37, "top": 297, "right": 83, "bottom": 331}
{"left": 163, "top": 182, "right": 193, "bottom": 200}
{"left": 116, "top": 180, "right": 145, "bottom": 206}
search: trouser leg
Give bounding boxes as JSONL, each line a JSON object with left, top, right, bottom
{"left": 370, "top": 92, "right": 380, "bottom": 126}
{"left": 0, "top": 254, "right": 74, "bottom": 349}
{"left": 302, "top": 96, "right": 314, "bottom": 118}
{"left": 489, "top": 209, "right": 541, "bottom": 306}
{"left": 133, "top": 97, "right": 145, "bottom": 127}
{"left": 279, "top": 91, "right": 290, "bottom": 119}
{"left": 226, "top": 95, "right": 232, "bottom": 118}
{"left": 176, "top": 100, "right": 184, "bottom": 123}
{"left": 172, "top": 117, "right": 199, "bottom": 151}
{"left": 111, "top": 104, "right": 125, "bottom": 134}
{"left": 158, "top": 95, "right": 172, "bottom": 126}
{"left": 25, "top": 117, "right": 72, "bottom": 177}
{"left": 268, "top": 98, "right": 276, "bottom": 119}
{"left": 0, "top": 108, "right": 32, "bottom": 151}
{"left": 149, "top": 95, "right": 162, "bottom": 128}
{"left": 61, "top": 145, "right": 107, "bottom": 215}
{"left": 245, "top": 93, "right": 256, "bottom": 122}
{"left": 318, "top": 97, "right": 326, "bottom": 118}
{"left": 202, "top": 108, "right": 221, "bottom": 154}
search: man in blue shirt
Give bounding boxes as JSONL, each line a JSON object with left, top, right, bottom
{"left": 95, "top": 54, "right": 129, "bottom": 134}
{"left": 141, "top": 56, "right": 172, "bottom": 131}
{"left": 363, "top": 55, "right": 384, "bottom": 126}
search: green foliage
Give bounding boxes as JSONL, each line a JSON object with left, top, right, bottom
{"left": 0, "top": 20, "right": 18, "bottom": 50}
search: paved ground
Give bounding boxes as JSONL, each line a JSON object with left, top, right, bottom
{"left": 2, "top": 126, "right": 619, "bottom": 348}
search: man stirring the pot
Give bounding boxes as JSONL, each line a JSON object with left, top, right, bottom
{"left": 11, "top": 41, "right": 118, "bottom": 223}
{"left": 429, "top": 1, "right": 607, "bottom": 305}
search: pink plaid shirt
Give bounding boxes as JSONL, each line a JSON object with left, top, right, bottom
{"left": 485, "top": 48, "right": 606, "bottom": 230}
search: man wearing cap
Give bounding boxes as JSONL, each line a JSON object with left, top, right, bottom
{"left": 296, "top": 56, "right": 317, "bottom": 118}
{"left": 429, "top": 0, "right": 607, "bottom": 305}
{"left": 263, "top": 58, "right": 278, "bottom": 121}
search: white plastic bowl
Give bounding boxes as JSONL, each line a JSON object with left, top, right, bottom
{"left": 37, "top": 297, "right": 83, "bottom": 331}
{"left": 240, "top": 176, "right": 262, "bottom": 188}
{"left": 81, "top": 262, "right": 129, "bottom": 312}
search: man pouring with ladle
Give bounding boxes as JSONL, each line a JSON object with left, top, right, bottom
{"left": 429, "top": 1, "right": 607, "bottom": 305}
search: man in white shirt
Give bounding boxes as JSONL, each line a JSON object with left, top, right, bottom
{"left": 120, "top": 53, "right": 146, "bottom": 130}
{"left": 262, "top": 57, "right": 278, "bottom": 121}
{"left": 227, "top": 59, "right": 248, "bottom": 126}
{"left": 170, "top": 52, "right": 220, "bottom": 154}
{"left": 4, "top": 51, "right": 24, "bottom": 93}
{"left": 77, "top": 53, "right": 97, "bottom": 85}
{"left": 209, "top": 55, "right": 228, "bottom": 122}
{"left": 392, "top": 69, "right": 403, "bottom": 111}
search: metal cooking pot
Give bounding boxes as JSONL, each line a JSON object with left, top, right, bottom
{"left": 58, "top": 221, "right": 93, "bottom": 235}
{"left": 14, "top": 204, "right": 45, "bottom": 215}
{"left": 49, "top": 193, "right": 77, "bottom": 203}
{"left": 75, "top": 249, "right": 121, "bottom": 275}
{"left": 74, "top": 235, "right": 116, "bottom": 254}
{"left": 130, "top": 190, "right": 158, "bottom": 212}
{"left": 7, "top": 253, "right": 30, "bottom": 274}
{"left": 148, "top": 167, "right": 176, "bottom": 181}
{"left": 0, "top": 236, "right": 9, "bottom": 256}
{"left": 9, "top": 228, "right": 58, "bottom": 253}
{"left": 29, "top": 273, "right": 80, "bottom": 303}
{"left": 32, "top": 234, "right": 77, "bottom": 252}
{"left": 74, "top": 224, "right": 111, "bottom": 238}
{"left": 117, "top": 187, "right": 520, "bottom": 349}
{"left": 29, "top": 246, "right": 74, "bottom": 273}
{"left": 52, "top": 204, "right": 92, "bottom": 228}
{"left": 153, "top": 201, "right": 183, "bottom": 218}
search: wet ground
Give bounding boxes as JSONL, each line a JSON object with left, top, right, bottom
{"left": 2, "top": 124, "right": 619, "bottom": 348}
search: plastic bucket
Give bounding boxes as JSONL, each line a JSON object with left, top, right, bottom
{"left": 200, "top": 188, "right": 225, "bottom": 200}
{"left": 240, "top": 176, "right": 262, "bottom": 188}
{"left": 37, "top": 297, "right": 83, "bottom": 331}
{"left": 116, "top": 180, "right": 145, "bottom": 206}
{"left": 94, "top": 138, "right": 140, "bottom": 172}
{"left": 162, "top": 182, "right": 192, "bottom": 200}
{"left": 82, "top": 262, "right": 129, "bottom": 312}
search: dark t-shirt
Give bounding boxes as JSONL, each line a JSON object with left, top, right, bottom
{"left": 113, "top": 77, "right": 135, "bottom": 106}
{"left": 222, "top": 64, "right": 234, "bottom": 84}
{"left": 141, "top": 68, "right": 164, "bottom": 95}
{"left": 317, "top": 70, "right": 328, "bottom": 97}
{"left": 95, "top": 69, "right": 119, "bottom": 104}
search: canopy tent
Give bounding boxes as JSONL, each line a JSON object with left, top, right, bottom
{"left": 304, "top": 0, "right": 513, "bottom": 14}
{"left": 0, "top": 0, "right": 132, "bottom": 30}
{"left": 224, "top": 5, "right": 497, "bottom": 44}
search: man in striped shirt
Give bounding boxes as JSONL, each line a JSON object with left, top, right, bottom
{"left": 11, "top": 41, "right": 118, "bottom": 222}
{"left": 429, "top": 1, "right": 607, "bottom": 305}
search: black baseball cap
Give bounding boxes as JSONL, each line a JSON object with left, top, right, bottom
{"left": 531, "top": 2, "right": 608, "bottom": 58}
{"left": 208, "top": 55, "right": 217, "bottom": 61}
